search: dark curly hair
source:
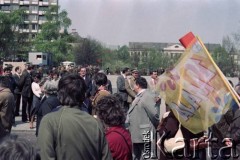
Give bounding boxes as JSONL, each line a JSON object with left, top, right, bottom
{"left": 96, "top": 95, "right": 126, "bottom": 126}
{"left": 57, "top": 74, "right": 86, "bottom": 107}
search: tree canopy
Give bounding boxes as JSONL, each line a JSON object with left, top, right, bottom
{"left": 33, "top": 6, "right": 73, "bottom": 65}
{"left": 0, "top": 9, "right": 29, "bottom": 60}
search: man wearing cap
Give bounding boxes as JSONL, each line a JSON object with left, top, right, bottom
{"left": 128, "top": 69, "right": 140, "bottom": 94}
{"left": 19, "top": 63, "right": 33, "bottom": 122}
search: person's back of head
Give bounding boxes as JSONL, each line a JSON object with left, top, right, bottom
{"left": 96, "top": 95, "right": 126, "bottom": 127}
{"left": 135, "top": 77, "right": 148, "bottom": 89}
{"left": 58, "top": 74, "right": 87, "bottom": 107}
{"left": 3, "top": 67, "right": 12, "bottom": 73}
{"left": 95, "top": 73, "right": 108, "bottom": 87}
{"left": 44, "top": 80, "right": 58, "bottom": 95}
{"left": 27, "top": 65, "right": 33, "bottom": 71}
{"left": 0, "top": 76, "right": 10, "bottom": 88}
{"left": 0, "top": 135, "right": 40, "bottom": 160}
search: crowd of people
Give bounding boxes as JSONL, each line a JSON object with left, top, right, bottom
{"left": 1, "top": 62, "right": 240, "bottom": 159}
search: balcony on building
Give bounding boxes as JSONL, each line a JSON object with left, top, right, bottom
{"left": 42, "top": 0, "right": 48, "bottom": 6}
{"left": 23, "top": 0, "right": 30, "bottom": 4}
{"left": 12, "top": 0, "right": 19, "bottom": 4}
{"left": 3, "top": 0, "right": 10, "bottom": 4}
{"left": 20, "top": 5, "right": 29, "bottom": 12}
{"left": 31, "top": 10, "right": 38, "bottom": 14}
{"left": 31, "top": 0, "right": 38, "bottom": 4}
{"left": 39, "top": 6, "right": 47, "bottom": 15}
{"left": 29, "top": 15, "right": 38, "bottom": 23}
{"left": 38, "top": 19, "right": 46, "bottom": 24}
{"left": 30, "top": 5, "right": 38, "bottom": 14}
{"left": 31, "top": 29, "right": 38, "bottom": 33}
{"left": 50, "top": 0, "right": 57, "bottom": 5}
{"left": 23, "top": 29, "right": 30, "bottom": 32}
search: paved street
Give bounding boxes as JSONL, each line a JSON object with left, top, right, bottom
{"left": 11, "top": 131, "right": 37, "bottom": 146}
{"left": 11, "top": 116, "right": 37, "bottom": 146}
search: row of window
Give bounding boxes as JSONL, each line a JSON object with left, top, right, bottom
{"left": 2, "top": 0, "right": 57, "bottom": 2}
{"left": 23, "top": 15, "right": 47, "bottom": 21}
{"left": 18, "top": 24, "right": 39, "bottom": 30}
{"left": 0, "top": 5, "right": 50, "bottom": 11}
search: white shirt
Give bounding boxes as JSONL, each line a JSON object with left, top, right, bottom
{"left": 31, "top": 82, "right": 42, "bottom": 98}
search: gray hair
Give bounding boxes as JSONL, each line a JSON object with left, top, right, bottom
{"left": 44, "top": 80, "right": 58, "bottom": 95}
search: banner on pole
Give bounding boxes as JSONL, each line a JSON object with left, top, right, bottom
{"left": 158, "top": 34, "right": 239, "bottom": 134}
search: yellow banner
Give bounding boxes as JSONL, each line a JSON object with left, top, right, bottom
{"left": 158, "top": 37, "right": 239, "bottom": 134}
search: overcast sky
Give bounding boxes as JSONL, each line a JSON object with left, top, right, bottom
{"left": 59, "top": 0, "right": 240, "bottom": 46}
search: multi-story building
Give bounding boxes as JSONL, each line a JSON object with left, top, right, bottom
{"left": 0, "top": 0, "right": 58, "bottom": 40}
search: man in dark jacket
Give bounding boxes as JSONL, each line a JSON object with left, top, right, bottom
{"left": 36, "top": 80, "right": 60, "bottom": 136}
{"left": 79, "top": 67, "right": 92, "bottom": 97}
{"left": 3, "top": 67, "right": 16, "bottom": 94}
{"left": 116, "top": 67, "right": 131, "bottom": 112}
{"left": 12, "top": 66, "right": 22, "bottom": 117}
{"left": 19, "top": 63, "right": 33, "bottom": 122}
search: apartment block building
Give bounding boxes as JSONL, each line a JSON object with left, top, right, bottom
{"left": 0, "top": 0, "right": 58, "bottom": 39}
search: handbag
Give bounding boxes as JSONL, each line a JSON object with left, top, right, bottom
{"left": 164, "top": 123, "right": 185, "bottom": 153}
{"left": 163, "top": 111, "right": 185, "bottom": 153}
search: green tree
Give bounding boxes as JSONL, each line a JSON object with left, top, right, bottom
{"left": 145, "top": 49, "right": 172, "bottom": 70}
{"left": 222, "top": 35, "right": 234, "bottom": 53}
{"left": 74, "top": 38, "right": 102, "bottom": 65}
{"left": 0, "top": 9, "right": 29, "bottom": 60}
{"left": 34, "top": 6, "right": 73, "bottom": 64}
{"left": 212, "top": 46, "right": 235, "bottom": 76}
{"left": 117, "top": 45, "right": 130, "bottom": 62}
{"left": 131, "top": 52, "right": 140, "bottom": 68}
{"left": 101, "top": 47, "right": 132, "bottom": 74}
